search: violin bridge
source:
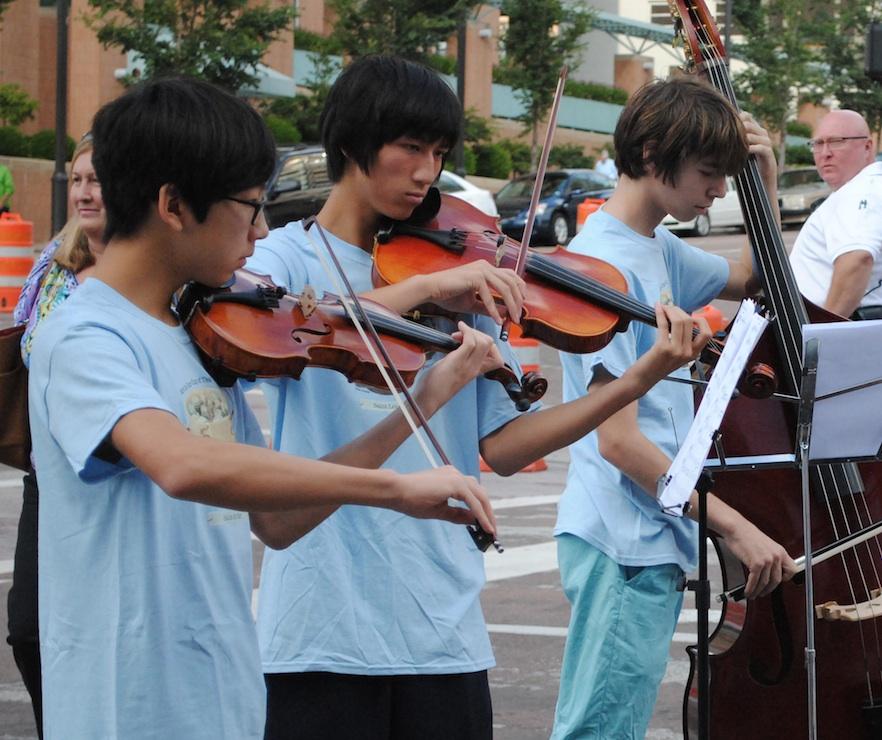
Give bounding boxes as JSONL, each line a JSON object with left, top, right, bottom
{"left": 494, "top": 235, "right": 507, "bottom": 267}
{"left": 301, "top": 285, "right": 317, "bottom": 318}
{"left": 815, "top": 588, "right": 882, "bottom": 622}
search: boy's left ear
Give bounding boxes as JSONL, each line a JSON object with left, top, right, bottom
{"left": 157, "top": 183, "right": 186, "bottom": 232}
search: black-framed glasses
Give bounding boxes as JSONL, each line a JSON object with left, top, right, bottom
{"left": 222, "top": 195, "right": 267, "bottom": 225}
{"left": 807, "top": 136, "right": 868, "bottom": 152}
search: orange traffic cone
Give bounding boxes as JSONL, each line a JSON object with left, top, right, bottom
{"left": 576, "top": 197, "right": 605, "bottom": 233}
{"left": 0, "top": 213, "right": 34, "bottom": 312}
{"left": 479, "top": 325, "right": 548, "bottom": 473}
{"left": 692, "top": 304, "right": 727, "bottom": 334}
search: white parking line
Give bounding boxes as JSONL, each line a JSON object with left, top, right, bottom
{"left": 485, "top": 541, "right": 557, "bottom": 582}
{"left": 487, "top": 623, "right": 567, "bottom": 637}
{"left": 492, "top": 494, "right": 560, "bottom": 510}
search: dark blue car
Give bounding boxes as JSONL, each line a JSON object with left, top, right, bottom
{"left": 495, "top": 169, "right": 615, "bottom": 245}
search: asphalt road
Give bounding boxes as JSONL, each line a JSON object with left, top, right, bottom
{"left": 0, "top": 225, "right": 799, "bottom": 739}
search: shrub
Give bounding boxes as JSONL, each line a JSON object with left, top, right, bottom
{"left": 496, "top": 139, "right": 530, "bottom": 175}
{"left": 427, "top": 54, "right": 456, "bottom": 76}
{"left": 264, "top": 114, "right": 302, "bottom": 146}
{"left": 473, "top": 143, "right": 512, "bottom": 179}
{"left": 27, "top": 129, "right": 75, "bottom": 160}
{"left": 564, "top": 80, "right": 628, "bottom": 105}
{"left": 785, "top": 144, "right": 814, "bottom": 167}
{"left": 448, "top": 147, "right": 478, "bottom": 175}
{"left": 463, "top": 146, "right": 477, "bottom": 175}
{"left": 0, "top": 126, "right": 28, "bottom": 157}
{"left": 0, "top": 83, "right": 38, "bottom": 128}
{"left": 786, "top": 120, "right": 812, "bottom": 138}
{"left": 549, "top": 143, "right": 593, "bottom": 169}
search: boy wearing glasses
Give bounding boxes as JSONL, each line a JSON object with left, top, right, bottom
{"left": 790, "top": 109, "right": 882, "bottom": 319}
{"left": 27, "top": 76, "right": 504, "bottom": 740}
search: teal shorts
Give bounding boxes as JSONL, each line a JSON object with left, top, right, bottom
{"left": 551, "top": 534, "right": 684, "bottom": 740}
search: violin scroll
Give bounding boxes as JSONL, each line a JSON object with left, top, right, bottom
{"left": 488, "top": 368, "right": 548, "bottom": 412}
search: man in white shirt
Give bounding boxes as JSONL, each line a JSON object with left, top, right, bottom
{"left": 594, "top": 148, "right": 618, "bottom": 181}
{"left": 790, "top": 110, "right": 882, "bottom": 318}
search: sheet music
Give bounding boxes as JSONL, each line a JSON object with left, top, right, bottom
{"left": 803, "top": 319, "right": 882, "bottom": 460}
{"left": 658, "top": 299, "right": 769, "bottom": 516}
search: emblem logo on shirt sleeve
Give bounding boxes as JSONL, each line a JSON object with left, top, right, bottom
{"left": 184, "top": 387, "right": 235, "bottom": 442}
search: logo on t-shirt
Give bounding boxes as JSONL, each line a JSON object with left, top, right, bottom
{"left": 659, "top": 283, "right": 674, "bottom": 306}
{"left": 859, "top": 199, "right": 868, "bottom": 210}
{"left": 184, "top": 387, "right": 235, "bottom": 442}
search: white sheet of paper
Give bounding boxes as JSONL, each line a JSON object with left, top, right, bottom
{"left": 803, "top": 319, "right": 882, "bottom": 461}
{"left": 658, "top": 299, "right": 769, "bottom": 516}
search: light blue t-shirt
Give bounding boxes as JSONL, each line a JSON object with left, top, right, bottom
{"left": 29, "top": 279, "right": 267, "bottom": 740}
{"left": 249, "top": 221, "right": 528, "bottom": 675}
{"left": 554, "top": 209, "right": 729, "bottom": 572}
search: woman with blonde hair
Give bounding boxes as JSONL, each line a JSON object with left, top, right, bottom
{"left": 7, "top": 132, "right": 106, "bottom": 739}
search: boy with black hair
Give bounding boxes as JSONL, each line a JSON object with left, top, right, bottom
{"left": 28, "top": 76, "right": 505, "bottom": 740}
{"left": 249, "top": 54, "right": 711, "bottom": 740}
{"left": 550, "top": 76, "right": 798, "bottom": 739}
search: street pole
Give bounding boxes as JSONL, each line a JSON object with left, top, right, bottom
{"left": 454, "top": 11, "right": 467, "bottom": 176}
{"left": 52, "top": 0, "right": 69, "bottom": 235}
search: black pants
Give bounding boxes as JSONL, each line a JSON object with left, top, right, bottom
{"left": 6, "top": 468, "right": 43, "bottom": 739}
{"left": 264, "top": 670, "right": 492, "bottom": 740}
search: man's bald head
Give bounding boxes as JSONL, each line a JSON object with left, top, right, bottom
{"left": 811, "top": 110, "right": 875, "bottom": 190}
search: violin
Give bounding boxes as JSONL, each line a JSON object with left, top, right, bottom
{"left": 670, "top": 2, "right": 882, "bottom": 738}
{"left": 374, "top": 193, "right": 778, "bottom": 399}
{"left": 177, "top": 268, "right": 546, "bottom": 411}
{"left": 375, "top": 192, "right": 653, "bottom": 354}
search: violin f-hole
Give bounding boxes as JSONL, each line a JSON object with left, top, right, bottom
{"left": 291, "top": 324, "right": 332, "bottom": 343}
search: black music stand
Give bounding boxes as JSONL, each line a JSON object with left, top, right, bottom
{"left": 681, "top": 469, "right": 715, "bottom": 740}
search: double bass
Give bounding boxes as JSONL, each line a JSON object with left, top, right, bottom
{"left": 669, "top": 2, "right": 882, "bottom": 737}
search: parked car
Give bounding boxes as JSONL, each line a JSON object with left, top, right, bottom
{"left": 436, "top": 169, "right": 499, "bottom": 217}
{"left": 495, "top": 169, "right": 616, "bottom": 245}
{"left": 662, "top": 176, "right": 743, "bottom": 236}
{"left": 265, "top": 147, "right": 500, "bottom": 228}
{"left": 264, "top": 144, "right": 334, "bottom": 229}
{"left": 777, "top": 167, "right": 831, "bottom": 226}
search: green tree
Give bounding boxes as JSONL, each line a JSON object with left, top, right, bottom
{"left": 84, "top": 0, "right": 295, "bottom": 92}
{"left": 0, "top": 0, "right": 13, "bottom": 22}
{"left": 263, "top": 46, "right": 340, "bottom": 143}
{"left": 730, "top": 0, "right": 821, "bottom": 167}
{"left": 499, "top": 0, "right": 592, "bottom": 169}
{"left": 0, "top": 83, "right": 38, "bottom": 128}
{"left": 328, "top": 0, "right": 471, "bottom": 63}
{"left": 463, "top": 108, "right": 493, "bottom": 145}
{"left": 812, "top": 2, "right": 882, "bottom": 148}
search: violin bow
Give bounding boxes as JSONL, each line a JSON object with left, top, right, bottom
{"left": 500, "top": 64, "right": 569, "bottom": 342}
{"left": 302, "top": 216, "right": 503, "bottom": 553}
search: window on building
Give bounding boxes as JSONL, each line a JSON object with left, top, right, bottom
{"left": 650, "top": 2, "right": 726, "bottom": 29}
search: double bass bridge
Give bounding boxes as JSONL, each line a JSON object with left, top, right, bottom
{"left": 815, "top": 588, "right": 882, "bottom": 622}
